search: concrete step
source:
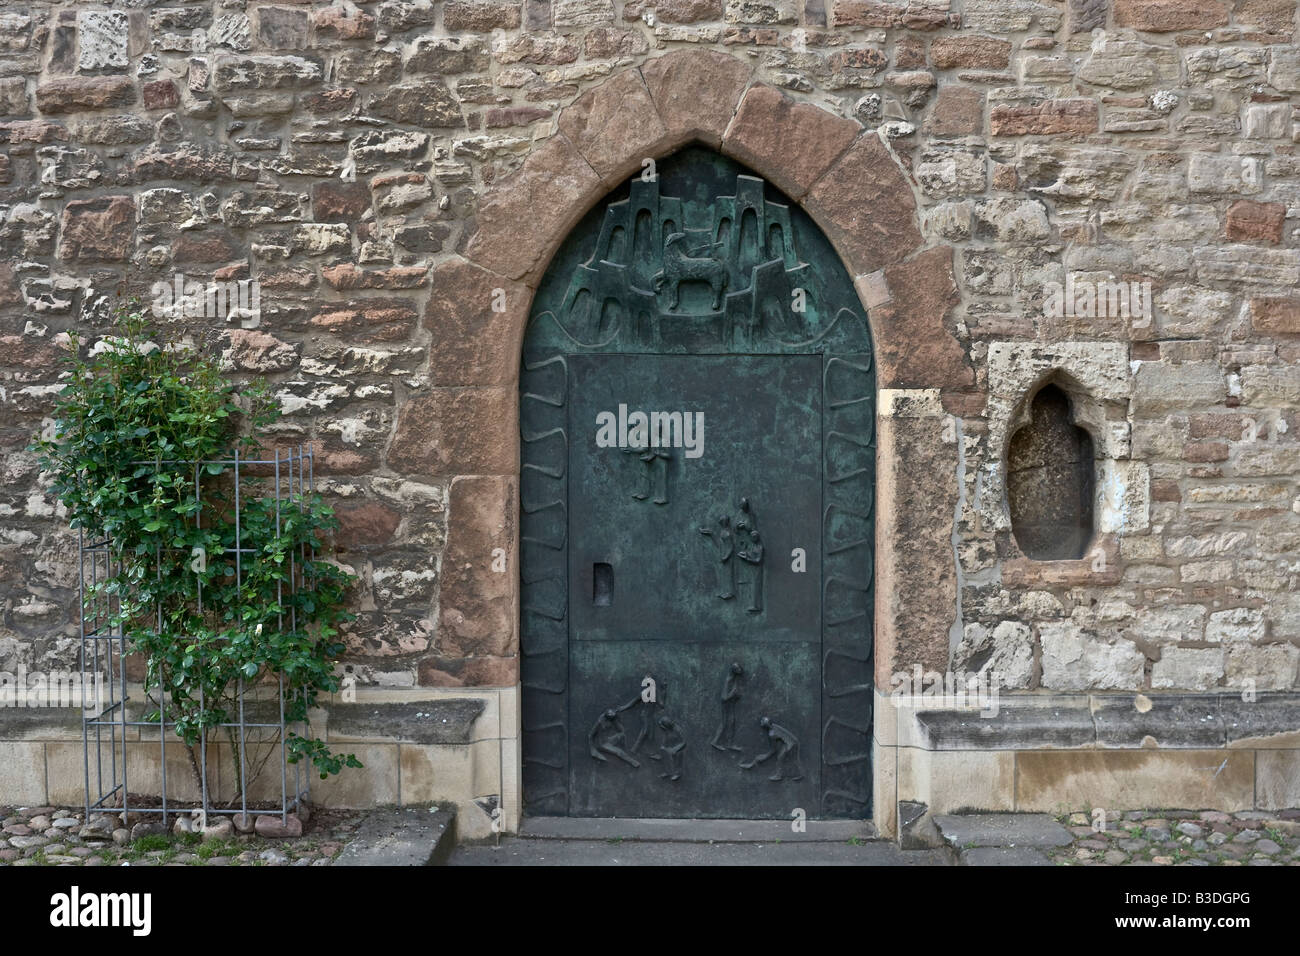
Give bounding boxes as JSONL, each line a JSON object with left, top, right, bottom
{"left": 518, "top": 816, "right": 877, "bottom": 843}
{"left": 335, "top": 806, "right": 456, "bottom": 866}
{"left": 934, "top": 812, "right": 1069, "bottom": 865}
{"left": 444, "top": 815, "right": 955, "bottom": 865}
{"left": 447, "top": 836, "right": 953, "bottom": 866}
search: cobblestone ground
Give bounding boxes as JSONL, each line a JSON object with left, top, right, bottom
{"left": 0, "top": 806, "right": 363, "bottom": 867}
{"left": 1048, "top": 810, "right": 1300, "bottom": 866}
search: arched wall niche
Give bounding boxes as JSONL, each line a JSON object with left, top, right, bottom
{"left": 1005, "top": 374, "right": 1100, "bottom": 561}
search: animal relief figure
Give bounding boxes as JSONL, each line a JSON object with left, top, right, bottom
{"left": 653, "top": 233, "right": 729, "bottom": 312}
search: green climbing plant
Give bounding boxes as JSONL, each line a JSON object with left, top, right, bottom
{"left": 32, "top": 306, "right": 361, "bottom": 794}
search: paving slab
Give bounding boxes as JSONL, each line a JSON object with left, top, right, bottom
{"left": 934, "top": 813, "right": 1073, "bottom": 849}
{"left": 448, "top": 837, "right": 952, "bottom": 866}
{"left": 334, "top": 806, "right": 456, "bottom": 866}
{"left": 960, "top": 846, "right": 1053, "bottom": 866}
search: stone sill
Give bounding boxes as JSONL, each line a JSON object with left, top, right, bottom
{"left": 1000, "top": 535, "right": 1121, "bottom": 587}
{"left": 894, "top": 691, "right": 1300, "bottom": 751}
{"left": 0, "top": 696, "right": 491, "bottom": 747}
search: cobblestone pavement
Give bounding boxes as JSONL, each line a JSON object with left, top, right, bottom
{"left": 1046, "top": 809, "right": 1300, "bottom": 866}
{"left": 7, "top": 805, "right": 1300, "bottom": 865}
{"left": 0, "top": 805, "right": 364, "bottom": 867}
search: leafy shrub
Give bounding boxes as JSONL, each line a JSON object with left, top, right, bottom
{"left": 33, "top": 308, "right": 360, "bottom": 787}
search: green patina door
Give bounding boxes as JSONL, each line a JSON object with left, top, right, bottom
{"left": 521, "top": 147, "right": 875, "bottom": 819}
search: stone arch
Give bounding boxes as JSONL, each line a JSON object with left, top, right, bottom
{"left": 398, "top": 51, "right": 974, "bottom": 776}
{"left": 420, "top": 48, "right": 976, "bottom": 393}
{"left": 461, "top": 49, "right": 930, "bottom": 293}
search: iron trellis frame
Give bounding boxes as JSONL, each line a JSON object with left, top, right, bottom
{"left": 79, "top": 446, "right": 320, "bottom": 827}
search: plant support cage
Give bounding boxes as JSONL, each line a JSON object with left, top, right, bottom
{"left": 79, "top": 446, "right": 320, "bottom": 825}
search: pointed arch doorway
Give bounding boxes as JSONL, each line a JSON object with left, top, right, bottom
{"left": 520, "top": 146, "right": 875, "bottom": 820}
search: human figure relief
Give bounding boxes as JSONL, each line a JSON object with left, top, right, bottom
{"left": 657, "top": 716, "right": 687, "bottom": 781}
{"left": 734, "top": 497, "right": 764, "bottom": 613}
{"left": 740, "top": 716, "right": 804, "bottom": 782}
{"left": 627, "top": 677, "right": 668, "bottom": 759}
{"left": 625, "top": 441, "right": 671, "bottom": 505}
{"left": 710, "top": 662, "right": 745, "bottom": 752}
{"left": 698, "top": 515, "right": 736, "bottom": 600}
{"left": 589, "top": 709, "right": 640, "bottom": 768}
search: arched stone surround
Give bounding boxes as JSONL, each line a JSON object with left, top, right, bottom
{"left": 387, "top": 49, "right": 978, "bottom": 835}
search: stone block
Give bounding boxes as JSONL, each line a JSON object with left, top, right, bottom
{"left": 444, "top": 1, "right": 523, "bottom": 30}
{"left": 990, "top": 99, "right": 1098, "bottom": 136}
{"left": 77, "top": 10, "right": 130, "bottom": 71}
{"left": 875, "top": 391, "right": 958, "bottom": 684}
{"left": 641, "top": 49, "right": 752, "bottom": 149}
{"left": 871, "top": 246, "right": 971, "bottom": 388}
{"left": 1132, "top": 362, "right": 1226, "bottom": 416}
{"left": 464, "top": 133, "right": 602, "bottom": 282}
{"left": 929, "top": 35, "right": 1010, "bottom": 70}
{"left": 437, "top": 476, "right": 518, "bottom": 659}
{"left": 388, "top": 388, "right": 517, "bottom": 477}
{"left": 57, "top": 195, "right": 134, "bottom": 262}
{"left": 1250, "top": 297, "right": 1300, "bottom": 334}
{"left": 924, "top": 86, "right": 983, "bottom": 137}
{"left": 933, "top": 812, "right": 1072, "bottom": 847}
{"left": 1015, "top": 750, "right": 1254, "bottom": 812}
{"left": 310, "top": 743, "right": 400, "bottom": 807}
{"left": 558, "top": 69, "right": 668, "bottom": 184}
{"left": 1226, "top": 201, "right": 1285, "bottom": 243}
{"left": 213, "top": 55, "right": 323, "bottom": 92}
{"left": 1256, "top": 750, "right": 1300, "bottom": 809}
{"left": 426, "top": 259, "right": 528, "bottom": 387}
{"left": 722, "top": 84, "right": 859, "bottom": 199}
{"left": 804, "top": 133, "right": 922, "bottom": 276}
{"left": 0, "top": 741, "right": 45, "bottom": 804}
{"left": 36, "top": 76, "right": 136, "bottom": 113}
{"left": 1040, "top": 623, "right": 1145, "bottom": 690}
{"left": 368, "top": 80, "right": 463, "bottom": 128}
{"left": 1114, "top": 0, "right": 1229, "bottom": 31}
{"left": 901, "top": 751, "right": 1016, "bottom": 814}
{"left": 1188, "top": 154, "right": 1261, "bottom": 195}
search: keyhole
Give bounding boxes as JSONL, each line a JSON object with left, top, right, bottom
{"left": 593, "top": 563, "right": 613, "bottom": 606}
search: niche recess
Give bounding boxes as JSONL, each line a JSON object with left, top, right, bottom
{"left": 1006, "top": 382, "right": 1096, "bottom": 560}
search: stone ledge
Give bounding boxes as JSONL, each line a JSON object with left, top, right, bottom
{"left": 326, "top": 699, "right": 486, "bottom": 745}
{"left": 0, "top": 707, "right": 83, "bottom": 740}
{"left": 910, "top": 692, "right": 1300, "bottom": 751}
{"left": 909, "top": 698, "right": 1096, "bottom": 750}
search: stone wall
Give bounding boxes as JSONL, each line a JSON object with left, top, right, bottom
{"left": 1, "top": 0, "right": 1299, "bottom": 724}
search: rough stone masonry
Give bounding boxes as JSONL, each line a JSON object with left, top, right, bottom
{"left": 0, "top": 0, "right": 1299, "bottom": 832}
